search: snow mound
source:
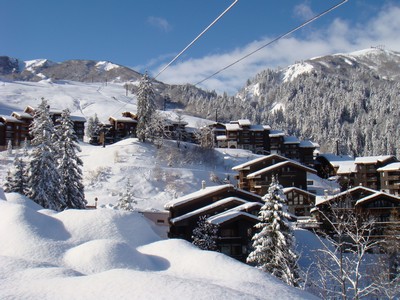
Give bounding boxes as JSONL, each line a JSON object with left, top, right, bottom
{"left": 0, "top": 196, "right": 314, "bottom": 299}
{"left": 64, "top": 239, "right": 168, "bottom": 274}
{"left": 283, "top": 62, "right": 314, "bottom": 82}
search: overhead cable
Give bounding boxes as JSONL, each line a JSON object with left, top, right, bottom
{"left": 195, "top": 0, "right": 349, "bottom": 86}
{"left": 154, "top": 0, "right": 239, "bottom": 79}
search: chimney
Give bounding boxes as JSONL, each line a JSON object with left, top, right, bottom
{"left": 201, "top": 180, "right": 206, "bottom": 190}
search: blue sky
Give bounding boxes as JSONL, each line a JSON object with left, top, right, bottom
{"left": 1, "top": 0, "right": 400, "bottom": 94}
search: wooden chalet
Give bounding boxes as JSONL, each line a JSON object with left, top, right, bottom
{"left": 269, "top": 129, "right": 285, "bottom": 155}
{"left": 354, "top": 155, "right": 398, "bottom": 191}
{"left": 10, "top": 111, "right": 33, "bottom": 142}
{"left": 315, "top": 153, "right": 356, "bottom": 190}
{"left": 165, "top": 184, "right": 263, "bottom": 262}
{"left": 0, "top": 115, "right": 24, "bottom": 150}
{"left": 232, "top": 154, "right": 317, "bottom": 196}
{"left": 108, "top": 115, "right": 137, "bottom": 141}
{"left": 314, "top": 186, "right": 400, "bottom": 238}
{"left": 378, "top": 162, "right": 400, "bottom": 196}
{"left": 23, "top": 105, "right": 86, "bottom": 141}
{"left": 212, "top": 119, "right": 271, "bottom": 154}
{"left": 283, "top": 187, "right": 316, "bottom": 217}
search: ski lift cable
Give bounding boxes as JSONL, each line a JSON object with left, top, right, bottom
{"left": 154, "top": 0, "right": 239, "bottom": 79}
{"left": 108, "top": 1, "right": 238, "bottom": 118}
{"left": 195, "top": 0, "right": 349, "bottom": 87}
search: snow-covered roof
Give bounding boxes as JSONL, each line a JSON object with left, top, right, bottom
{"left": 207, "top": 211, "right": 259, "bottom": 225}
{"left": 225, "top": 123, "right": 242, "bottom": 131}
{"left": 263, "top": 125, "right": 272, "bottom": 130}
{"left": 284, "top": 136, "right": 300, "bottom": 144}
{"left": 0, "top": 115, "right": 23, "bottom": 123}
{"left": 354, "top": 155, "right": 396, "bottom": 164}
{"left": 377, "top": 162, "right": 400, "bottom": 171}
{"left": 247, "top": 161, "right": 317, "bottom": 179}
{"left": 232, "top": 153, "right": 288, "bottom": 171}
{"left": 109, "top": 116, "right": 137, "bottom": 123}
{"left": 299, "top": 140, "right": 318, "bottom": 148}
{"left": 170, "top": 197, "right": 248, "bottom": 224}
{"left": 269, "top": 130, "right": 285, "bottom": 137}
{"left": 237, "top": 119, "right": 251, "bottom": 126}
{"left": 216, "top": 135, "right": 227, "bottom": 141}
{"left": 249, "top": 125, "right": 264, "bottom": 131}
{"left": 355, "top": 191, "right": 400, "bottom": 205}
{"left": 70, "top": 115, "right": 87, "bottom": 122}
{"left": 283, "top": 187, "right": 316, "bottom": 198}
{"left": 164, "top": 184, "right": 234, "bottom": 209}
{"left": 318, "top": 153, "right": 356, "bottom": 174}
{"left": 11, "top": 111, "right": 33, "bottom": 119}
{"left": 315, "top": 185, "right": 377, "bottom": 205}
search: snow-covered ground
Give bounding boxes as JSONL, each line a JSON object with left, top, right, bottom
{"left": 0, "top": 80, "right": 324, "bottom": 298}
{"left": 0, "top": 193, "right": 316, "bottom": 299}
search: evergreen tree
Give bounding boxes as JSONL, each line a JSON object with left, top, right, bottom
{"left": 86, "top": 113, "right": 100, "bottom": 139}
{"left": 136, "top": 72, "right": 156, "bottom": 142}
{"left": 115, "top": 179, "right": 136, "bottom": 211}
{"left": 26, "top": 98, "right": 65, "bottom": 211}
{"left": 55, "top": 109, "right": 86, "bottom": 209}
{"left": 247, "top": 177, "right": 300, "bottom": 287}
{"left": 192, "top": 215, "right": 219, "bottom": 251}
{"left": 3, "top": 157, "right": 27, "bottom": 194}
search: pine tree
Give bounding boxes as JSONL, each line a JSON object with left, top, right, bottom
{"left": 192, "top": 215, "right": 219, "bottom": 251}
{"left": 3, "top": 157, "right": 27, "bottom": 194}
{"left": 26, "top": 98, "right": 65, "bottom": 211}
{"left": 136, "top": 72, "right": 156, "bottom": 142}
{"left": 55, "top": 109, "right": 86, "bottom": 209}
{"left": 115, "top": 179, "right": 136, "bottom": 211}
{"left": 86, "top": 113, "right": 100, "bottom": 139}
{"left": 247, "top": 177, "right": 300, "bottom": 287}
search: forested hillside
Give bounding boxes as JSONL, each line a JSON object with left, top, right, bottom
{"left": 182, "top": 48, "right": 400, "bottom": 157}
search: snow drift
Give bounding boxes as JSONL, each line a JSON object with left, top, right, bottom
{"left": 0, "top": 194, "right": 315, "bottom": 299}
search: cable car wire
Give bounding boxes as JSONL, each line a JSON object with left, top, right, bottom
{"left": 195, "top": 0, "right": 348, "bottom": 87}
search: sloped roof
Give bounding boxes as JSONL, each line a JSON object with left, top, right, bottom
{"left": 283, "top": 187, "right": 316, "bottom": 198}
{"left": 232, "top": 153, "right": 288, "bottom": 171}
{"left": 247, "top": 160, "right": 317, "bottom": 179}
{"left": 354, "top": 155, "right": 396, "bottom": 165}
{"left": 269, "top": 130, "right": 285, "bottom": 137}
{"left": 108, "top": 116, "right": 137, "bottom": 123}
{"left": 170, "top": 197, "right": 248, "bottom": 224}
{"left": 11, "top": 111, "right": 33, "bottom": 119}
{"left": 208, "top": 211, "right": 259, "bottom": 225}
{"left": 0, "top": 115, "right": 23, "bottom": 123}
{"left": 315, "top": 185, "right": 378, "bottom": 205}
{"left": 377, "top": 162, "right": 400, "bottom": 172}
{"left": 237, "top": 119, "right": 251, "bottom": 126}
{"left": 164, "top": 184, "right": 234, "bottom": 209}
{"left": 318, "top": 153, "right": 356, "bottom": 174}
{"left": 284, "top": 136, "right": 300, "bottom": 144}
{"left": 299, "top": 140, "right": 319, "bottom": 148}
{"left": 225, "top": 123, "right": 242, "bottom": 131}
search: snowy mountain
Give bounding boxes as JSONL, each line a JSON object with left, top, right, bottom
{"left": 226, "top": 48, "right": 400, "bottom": 157}
{"left": 0, "top": 56, "right": 143, "bottom": 83}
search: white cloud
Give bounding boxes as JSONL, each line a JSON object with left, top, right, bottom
{"left": 147, "top": 16, "right": 172, "bottom": 32}
{"left": 151, "top": 4, "right": 400, "bottom": 95}
{"left": 293, "top": 2, "right": 315, "bottom": 20}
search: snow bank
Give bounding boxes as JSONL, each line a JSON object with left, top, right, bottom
{"left": 0, "top": 194, "right": 314, "bottom": 299}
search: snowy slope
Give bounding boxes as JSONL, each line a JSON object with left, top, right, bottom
{"left": 0, "top": 193, "right": 316, "bottom": 299}
{"left": 0, "top": 80, "right": 138, "bottom": 122}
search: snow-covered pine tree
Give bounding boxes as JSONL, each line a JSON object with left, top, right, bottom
{"left": 26, "top": 98, "right": 65, "bottom": 211}
{"left": 7, "top": 140, "right": 12, "bottom": 156}
{"left": 86, "top": 113, "right": 100, "bottom": 139}
{"left": 115, "top": 178, "right": 137, "bottom": 211}
{"left": 3, "top": 156, "right": 27, "bottom": 194}
{"left": 136, "top": 72, "right": 156, "bottom": 142}
{"left": 55, "top": 109, "right": 86, "bottom": 209}
{"left": 192, "top": 215, "right": 219, "bottom": 251}
{"left": 247, "top": 176, "right": 300, "bottom": 287}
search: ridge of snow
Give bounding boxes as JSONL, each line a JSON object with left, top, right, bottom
{"left": 282, "top": 62, "right": 314, "bottom": 83}
{"left": 96, "top": 61, "right": 120, "bottom": 71}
